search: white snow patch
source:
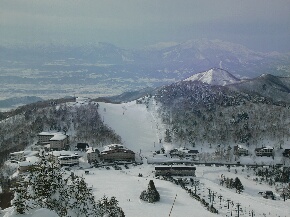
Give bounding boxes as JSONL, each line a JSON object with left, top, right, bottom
{"left": 184, "top": 68, "right": 241, "bottom": 86}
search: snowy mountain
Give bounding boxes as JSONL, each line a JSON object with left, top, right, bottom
{"left": 1, "top": 39, "right": 290, "bottom": 101}
{"left": 228, "top": 73, "right": 290, "bottom": 102}
{"left": 184, "top": 68, "right": 241, "bottom": 86}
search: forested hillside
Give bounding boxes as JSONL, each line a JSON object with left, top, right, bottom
{"left": 153, "top": 80, "right": 290, "bottom": 146}
{"left": 0, "top": 100, "right": 121, "bottom": 166}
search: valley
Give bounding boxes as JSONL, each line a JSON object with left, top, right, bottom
{"left": 1, "top": 39, "right": 290, "bottom": 106}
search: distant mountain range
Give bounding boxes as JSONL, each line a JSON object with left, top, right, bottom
{"left": 0, "top": 96, "right": 43, "bottom": 109}
{"left": 100, "top": 68, "right": 290, "bottom": 105}
{"left": 0, "top": 39, "right": 290, "bottom": 100}
{"left": 1, "top": 39, "right": 290, "bottom": 78}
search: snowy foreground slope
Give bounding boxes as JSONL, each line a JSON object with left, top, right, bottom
{"left": 77, "top": 165, "right": 290, "bottom": 217}
{"left": 4, "top": 164, "right": 288, "bottom": 217}
{"left": 77, "top": 166, "right": 217, "bottom": 217}
{"left": 2, "top": 101, "right": 290, "bottom": 217}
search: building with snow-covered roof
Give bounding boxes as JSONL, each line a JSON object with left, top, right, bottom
{"left": 18, "top": 161, "right": 34, "bottom": 173}
{"left": 255, "top": 146, "right": 273, "bottom": 157}
{"left": 155, "top": 166, "right": 196, "bottom": 176}
{"left": 49, "top": 133, "right": 68, "bottom": 151}
{"left": 9, "top": 151, "right": 25, "bottom": 162}
{"left": 234, "top": 144, "right": 249, "bottom": 156}
{"left": 9, "top": 151, "right": 39, "bottom": 162}
{"left": 18, "top": 156, "right": 41, "bottom": 173}
{"left": 38, "top": 132, "right": 54, "bottom": 144}
{"left": 87, "top": 148, "right": 100, "bottom": 164}
{"left": 169, "top": 148, "right": 199, "bottom": 159}
{"left": 103, "top": 144, "right": 124, "bottom": 150}
{"left": 48, "top": 151, "right": 79, "bottom": 167}
{"left": 37, "top": 132, "right": 68, "bottom": 151}
{"left": 100, "top": 144, "right": 135, "bottom": 162}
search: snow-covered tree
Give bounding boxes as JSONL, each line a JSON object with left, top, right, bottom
{"left": 12, "top": 181, "right": 29, "bottom": 214}
{"left": 140, "top": 180, "right": 160, "bottom": 203}
{"left": 12, "top": 158, "right": 123, "bottom": 217}
{"left": 233, "top": 177, "right": 244, "bottom": 193}
{"left": 97, "top": 195, "right": 125, "bottom": 217}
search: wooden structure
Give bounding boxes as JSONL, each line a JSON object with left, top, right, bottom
{"left": 155, "top": 166, "right": 196, "bottom": 176}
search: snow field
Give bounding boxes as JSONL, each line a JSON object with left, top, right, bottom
{"left": 197, "top": 166, "right": 290, "bottom": 217}
{"left": 98, "top": 101, "right": 163, "bottom": 155}
{"left": 96, "top": 101, "right": 290, "bottom": 217}
{"left": 74, "top": 165, "right": 216, "bottom": 217}
{"left": 3, "top": 100, "right": 290, "bottom": 217}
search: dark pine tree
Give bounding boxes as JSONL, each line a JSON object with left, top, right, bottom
{"left": 140, "top": 180, "right": 160, "bottom": 203}
{"left": 233, "top": 177, "right": 244, "bottom": 193}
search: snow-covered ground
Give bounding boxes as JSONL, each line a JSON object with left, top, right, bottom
{"left": 74, "top": 165, "right": 217, "bottom": 217}
{"left": 98, "top": 100, "right": 165, "bottom": 155}
{"left": 95, "top": 101, "right": 290, "bottom": 217}
{"left": 2, "top": 100, "right": 290, "bottom": 217}
{"left": 72, "top": 164, "right": 290, "bottom": 217}
{"left": 4, "top": 163, "right": 289, "bottom": 217}
{"left": 2, "top": 208, "right": 59, "bottom": 217}
{"left": 197, "top": 165, "right": 290, "bottom": 217}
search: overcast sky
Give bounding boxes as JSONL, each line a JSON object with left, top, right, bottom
{"left": 1, "top": 0, "right": 290, "bottom": 52}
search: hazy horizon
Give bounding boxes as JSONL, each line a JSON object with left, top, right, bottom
{"left": 1, "top": 0, "right": 290, "bottom": 52}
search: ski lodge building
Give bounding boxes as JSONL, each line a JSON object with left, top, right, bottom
{"left": 100, "top": 144, "right": 135, "bottom": 162}
{"left": 37, "top": 132, "right": 68, "bottom": 151}
{"left": 155, "top": 166, "right": 196, "bottom": 176}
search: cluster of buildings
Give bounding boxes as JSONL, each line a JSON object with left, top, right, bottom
{"left": 48, "top": 151, "right": 80, "bottom": 167}
{"left": 234, "top": 144, "right": 290, "bottom": 158}
{"left": 9, "top": 149, "right": 81, "bottom": 173}
{"left": 9, "top": 131, "right": 136, "bottom": 173}
{"left": 11, "top": 129, "right": 290, "bottom": 176}
{"left": 169, "top": 147, "right": 199, "bottom": 160}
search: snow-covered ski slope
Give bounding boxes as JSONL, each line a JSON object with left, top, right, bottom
{"left": 98, "top": 100, "right": 165, "bottom": 154}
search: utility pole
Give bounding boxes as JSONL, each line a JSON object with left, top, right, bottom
{"left": 227, "top": 199, "right": 231, "bottom": 209}
{"left": 192, "top": 180, "right": 198, "bottom": 195}
{"left": 207, "top": 188, "right": 211, "bottom": 195}
{"left": 250, "top": 210, "right": 255, "bottom": 217}
{"left": 236, "top": 203, "right": 241, "bottom": 217}
{"left": 212, "top": 192, "right": 216, "bottom": 206}
{"left": 208, "top": 188, "right": 212, "bottom": 203}
{"left": 218, "top": 195, "right": 223, "bottom": 205}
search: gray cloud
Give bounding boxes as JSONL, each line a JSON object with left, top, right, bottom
{"left": 1, "top": 0, "right": 289, "bottom": 51}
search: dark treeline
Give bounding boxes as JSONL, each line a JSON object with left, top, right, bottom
{"left": 151, "top": 80, "right": 290, "bottom": 146}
